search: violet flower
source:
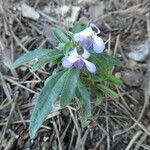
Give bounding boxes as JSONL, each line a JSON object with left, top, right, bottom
{"left": 74, "top": 24, "right": 105, "bottom": 53}
{"left": 62, "top": 48, "right": 96, "bottom": 73}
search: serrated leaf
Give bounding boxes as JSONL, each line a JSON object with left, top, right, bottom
{"left": 78, "top": 80, "right": 91, "bottom": 116}
{"left": 31, "top": 50, "right": 63, "bottom": 72}
{"left": 12, "top": 49, "right": 50, "bottom": 68}
{"left": 51, "top": 28, "right": 69, "bottom": 43}
{"left": 29, "top": 70, "right": 68, "bottom": 137}
{"left": 60, "top": 68, "right": 80, "bottom": 107}
{"left": 98, "top": 84, "right": 119, "bottom": 99}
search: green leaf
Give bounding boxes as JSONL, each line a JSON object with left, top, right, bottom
{"left": 29, "top": 70, "right": 68, "bottom": 137}
{"left": 12, "top": 49, "right": 50, "bottom": 68}
{"left": 91, "top": 54, "right": 111, "bottom": 72}
{"left": 64, "top": 42, "right": 78, "bottom": 51}
{"left": 91, "top": 53, "right": 122, "bottom": 72}
{"left": 95, "top": 93, "right": 102, "bottom": 106}
{"left": 91, "top": 53, "right": 123, "bottom": 86}
{"left": 78, "top": 80, "right": 91, "bottom": 116}
{"left": 60, "top": 68, "right": 80, "bottom": 107}
{"left": 80, "top": 117, "right": 91, "bottom": 128}
{"left": 51, "top": 28, "right": 69, "bottom": 43}
{"left": 56, "top": 43, "right": 65, "bottom": 51}
{"left": 97, "top": 84, "right": 119, "bottom": 99}
{"left": 105, "top": 74, "right": 123, "bottom": 85}
{"left": 102, "top": 54, "right": 122, "bottom": 66}
{"left": 31, "top": 50, "right": 63, "bottom": 72}
{"left": 66, "top": 31, "right": 74, "bottom": 38}
{"left": 71, "top": 23, "right": 86, "bottom": 33}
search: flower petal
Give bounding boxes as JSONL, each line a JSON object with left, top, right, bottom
{"left": 82, "top": 48, "right": 90, "bottom": 59}
{"left": 79, "top": 37, "right": 93, "bottom": 49}
{"left": 69, "top": 48, "right": 79, "bottom": 57}
{"left": 74, "top": 60, "right": 85, "bottom": 69}
{"left": 62, "top": 57, "right": 73, "bottom": 68}
{"left": 62, "top": 55, "right": 79, "bottom": 68}
{"left": 67, "top": 55, "right": 79, "bottom": 63}
{"left": 73, "top": 33, "right": 81, "bottom": 42}
{"left": 93, "top": 35, "right": 105, "bottom": 53}
{"left": 83, "top": 59, "right": 96, "bottom": 73}
{"left": 90, "top": 23, "right": 100, "bottom": 35}
{"left": 74, "top": 27, "right": 94, "bottom": 42}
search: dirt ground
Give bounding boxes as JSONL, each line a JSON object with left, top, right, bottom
{"left": 0, "top": 0, "right": 150, "bottom": 149}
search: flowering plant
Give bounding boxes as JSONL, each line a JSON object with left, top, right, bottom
{"left": 12, "top": 24, "right": 122, "bottom": 137}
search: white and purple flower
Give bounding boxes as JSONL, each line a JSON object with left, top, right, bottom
{"left": 62, "top": 48, "right": 96, "bottom": 73}
{"left": 74, "top": 24, "right": 105, "bottom": 53}
{"left": 62, "top": 24, "right": 106, "bottom": 73}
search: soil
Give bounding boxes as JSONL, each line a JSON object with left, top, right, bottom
{"left": 0, "top": 0, "right": 150, "bottom": 150}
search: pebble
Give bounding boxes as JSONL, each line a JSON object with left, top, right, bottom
{"left": 129, "top": 104, "right": 134, "bottom": 108}
{"left": 78, "top": 16, "right": 89, "bottom": 25}
{"left": 127, "top": 40, "right": 150, "bottom": 62}
{"left": 121, "top": 71, "right": 143, "bottom": 87}
{"left": 56, "top": 5, "right": 80, "bottom": 25}
{"left": 115, "top": 72, "right": 121, "bottom": 79}
{"left": 21, "top": 3, "right": 40, "bottom": 21}
{"left": 126, "top": 59, "right": 138, "bottom": 68}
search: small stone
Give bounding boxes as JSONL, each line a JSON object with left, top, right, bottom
{"left": 21, "top": 3, "right": 40, "bottom": 20}
{"left": 20, "top": 66, "right": 28, "bottom": 71}
{"left": 130, "top": 104, "right": 134, "bottom": 108}
{"left": 121, "top": 71, "right": 143, "bottom": 87}
{"left": 126, "top": 59, "right": 137, "bottom": 68}
{"left": 31, "top": 140, "right": 34, "bottom": 144}
{"left": 114, "top": 109, "right": 118, "bottom": 113}
{"left": 115, "top": 72, "right": 121, "bottom": 79}
{"left": 56, "top": 5, "right": 80, "bottom": 25}
{"left": 127, "top": 40, "right": 150, "bottom": 62}
{"left": 78, "top": 16, "right": 89, "bottom": 25}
